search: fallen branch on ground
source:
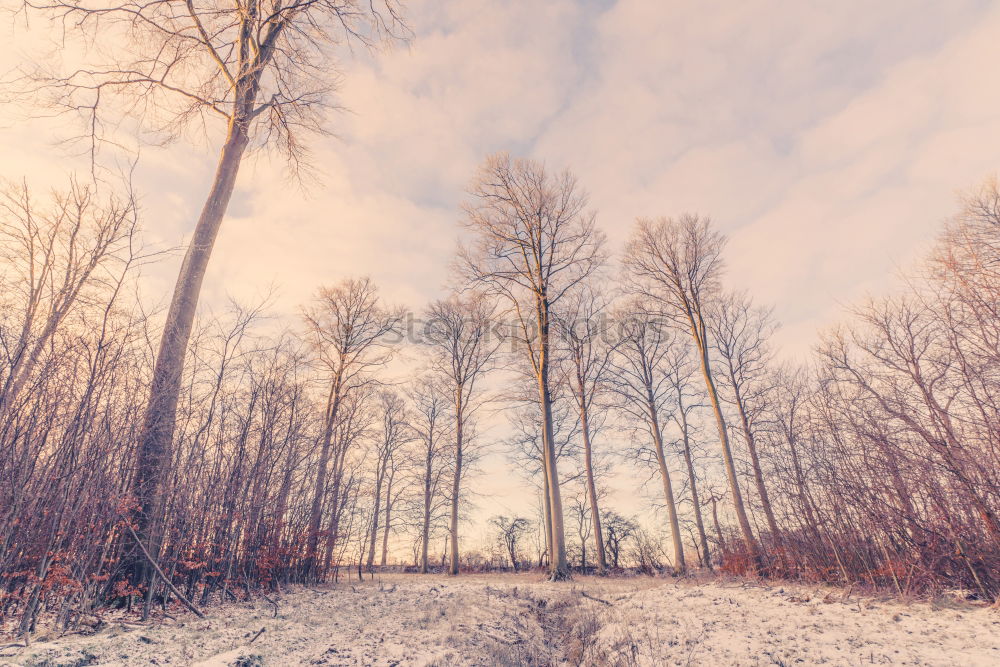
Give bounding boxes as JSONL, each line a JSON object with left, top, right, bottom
{"left": 124, "top": 523, "right": 205, "bottom": 619}
{"left": 581, "top": 591, "right": 612, "bottom": 606}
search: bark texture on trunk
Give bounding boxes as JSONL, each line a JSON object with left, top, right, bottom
{"left": 537, "top": 304, "right": 569, "bottom": 580}
{"left": 131, "top": 124, "right": 249, "bottom": 595}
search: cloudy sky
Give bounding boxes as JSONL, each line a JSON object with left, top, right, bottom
{"left": 4, "top": 0, "right": 999, "bottom": 354}
{"left": 3, "top": 0, "right": 1000, "bottom": 530}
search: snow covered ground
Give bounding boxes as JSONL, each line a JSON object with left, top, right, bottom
{"left": 3, "top": 573, "right": 998, "bottom": 666}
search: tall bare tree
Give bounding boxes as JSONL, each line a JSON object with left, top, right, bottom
{"left": 408, "top": 378, "right": 450, "bottom": 574}
{"left": 609, "top": 305, "right": 686, "bottom": 573}
{"left": 554, "top": 287, "right": 615, "bottom": 574}
{"left": 459, "top": 153, "right": 605, "bottom": 580}
{"left": 366, "top": 389, "right": 411, "bottom": 571}
{"left": 423, "top": 293, "right": 500, "bottom": 575}
{"left": 710, "top": 291, "right": 783, "bottom": 552}
{"left": 661, "top": 342, "right": 713, "bottom": 569}
{"left": 300, "top": 277, "right": 401, "bottom": 580}
{"left": 623, "top": 215, "right": 760, "bottom": 562}
{"left": 19, "top": 0, "right": 407, "bottom": 585}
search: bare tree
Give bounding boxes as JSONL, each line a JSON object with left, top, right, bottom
{"left": 423, "top": 293, "right": 500, "bottom": 575}
{"left": 608, "top": 305, "right": 686, "bottom": 573}
{"left": 459, "top": 153, "right": 605, "bottom": 580}
{"left": 554, "top": 287, "right": 615, "bottom": 574}
{"left": 710, "top": 291, "right": 783, "bottom": 553}
{"left": 408, "top": 378, "right": 451, "bottom": 574}
{"left": 623, "top": 215, "right": 760, "bottom": 562}
{"left": 0, "top": 180, "right": 138, "bottom": 422}
{"left": 365, "top": 390, "right": 411, "bottom": 571}
{"left": 602, "top": 511, "right": 637, "bottom": 569}
{"left": 568, "top": 487, "right": 594, "bottom": 571}
{"left": 300, "top": 277, "right": 402, "bottom": 580}
{"left": 662, "top": 342, "right": 713, "bottom": 569}
{"left": 491, "top": 515, "right": 531, "bottom": 571}
{"left": 18, "top": 0, "right": 407, "bottom": 589}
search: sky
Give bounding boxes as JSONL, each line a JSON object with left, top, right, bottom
{"left": 2, "top": 0, "right": 1000, "bottom": 548}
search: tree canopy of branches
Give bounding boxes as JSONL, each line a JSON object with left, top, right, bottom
{"left": 623, "top": 216, "right": 760, "bottom": 564}
{"left": 459, "top": 153, "right": 605, "bottom": 580}
{"left": 423, "top": 293, "right": 500, "bottom": 575}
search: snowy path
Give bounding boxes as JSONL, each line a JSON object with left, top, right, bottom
{"left": 4, "top": 574, "right": 998, "bottom": 666}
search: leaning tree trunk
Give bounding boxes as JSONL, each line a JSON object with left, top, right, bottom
{"left": 305, "top": 380, "right": 342, "bottom": 581}
{"left": 678, "top": 406, "right": 712, "bottom": 570}
{"left": 448, "top": 391, "right": 463, "bottom": 576}
{"left": 689, "top": 310, "right": 759, "bottom": 562}
{"left": 646, "top": 391, "right": 685, "bottom": 574}
{"left": 730, "top": 378, "right": 782, "bottom": 555}
{"left": 131, "top": 121, "right": 250, "bottom": 600}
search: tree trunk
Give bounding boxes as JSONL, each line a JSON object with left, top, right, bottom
{"left": 541, "top": 479, "right": 552, "bottom": 568}
{"left": 646, "top": 392, "right": 685, "bottom": 573}
{"left": 380, "top": 474, "right": 393, "bottom": 567}
{"left": 421, "top": 441, "right": 433, "bottom": 574}
{"left": 321, "top": 468, "right": 342, "bottom": 579}
{"left": 730, "top": 377, "right": 782, "bottom": 553}
{"left": 537, "top": 302, "right": 569, "bottom": 580}
{"left": 131, "top": 123, "right": 249, "bottom": 591}
{"left": 678, "top": 402, "right": 711, "bottom": 570}
{"left": 305, "top": 379, "right": 341, "bottom": 581}
{"left": 366, "top": 464, "right": 384, "bottom": 572}
{"left": 576, "top": 366, "right": 608, "bottom": 574}
{"left": 690, "top": 313, "right": 759, "bottom": 561}
{"left": 448, "top": 391, "right": 463, "bottom": 576}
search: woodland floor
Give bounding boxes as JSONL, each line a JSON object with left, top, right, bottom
{"left": 2, "top": 573, "right": 998, "bottom": 666}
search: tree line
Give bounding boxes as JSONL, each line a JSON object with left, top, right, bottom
{"left": 3, "top": 158, "right": 1000, "bottom": 638}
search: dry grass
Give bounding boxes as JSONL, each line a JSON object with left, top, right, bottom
{"left": 3, "top": 573, "right": 998, "bottom": 666}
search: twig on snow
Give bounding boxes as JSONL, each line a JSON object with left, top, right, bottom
{"left": 262, "top": 594, "right": 279, "bottom": 618}
{"left": 581, "top": 591, "right": 612, "bottom": 606}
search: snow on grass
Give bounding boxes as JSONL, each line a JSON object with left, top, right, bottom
{"left": 3, "top": 573, "right": 998, "bottom": 666}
